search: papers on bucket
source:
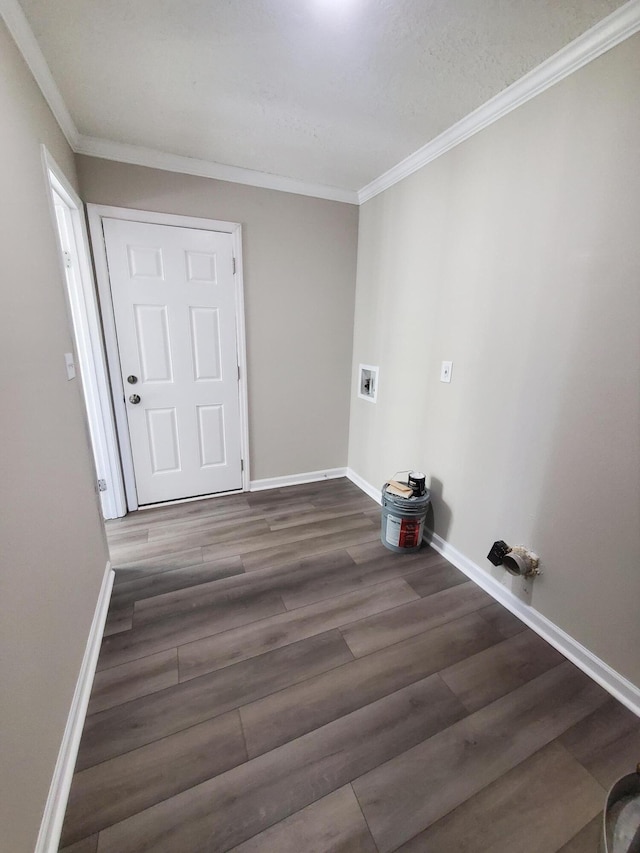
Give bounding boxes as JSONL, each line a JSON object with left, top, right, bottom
{"left": 385, "top": 480, "right": 414, "bottom": 498}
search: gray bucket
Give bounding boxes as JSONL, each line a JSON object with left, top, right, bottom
{"left": 381, "top": 483, "right": 431, "bottom": 553}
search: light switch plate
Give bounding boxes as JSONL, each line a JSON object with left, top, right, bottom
{"left": 440, "top": 360, "right": 453, "bottom": 383}
{"left": 64, "top": 352, "right": 76, "bottom": 380}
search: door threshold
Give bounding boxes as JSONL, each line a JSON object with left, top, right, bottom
{"left": 137, "top": 489, "right": 245, "bottom": 511}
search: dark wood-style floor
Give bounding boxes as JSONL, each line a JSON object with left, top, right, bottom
{"left": 59, "top": 478, "right": 640, "bottom": 853}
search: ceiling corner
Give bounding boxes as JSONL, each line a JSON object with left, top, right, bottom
{"left": 357, "top": 0, "right": 640, "bottom": 204}
{"left": 1, "top": 0, "right": 79, "bottom": 148}
{"left": 74, "top": 134, "right": 360, "bottom": 205}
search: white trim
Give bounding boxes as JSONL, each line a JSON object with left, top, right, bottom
{"left": 86, "top": 206, "right": 138, "bottom": 511}
{"left": 358, "top": 0, "right": 640, "bottom": 203}
{"left": 74, "top": 135, "right": 359, "bottom": 205}
{"left": 0, "top": 0, "right": 78, "bottom": 148}
{"left": 231, "top": 228, "right": 251, "bottom": 492}
{"left": 88, "top": 204, "right": 243, "bottom": 235}
{"left": 87, "top": 204, "right": 251, "bottom": 511}
{"left": 346, "top": 468, "right": 382, "bottom": 504}
{"left": 427, "top": 532, "right": 640, "bottom": 717}
{"left": 250, "top": 467, "right": 347, "bottom": 492}
{"left": 4, "top": 0, "right": 640, "bottom": 206}
{"left": 43, "top": 149, "right": 127, "bottom": 519}
{"left": 0, "top": 0, "right": 357, "bottom": 205}
{"left": 35, "top": 562, "right": 114, "bottom": 853}
{"left": 346, "top": 468, "right": 640, "bottom": 717}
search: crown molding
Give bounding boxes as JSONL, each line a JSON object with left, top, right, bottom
{"left": 74, "top": 135, "right": 359, "bottom": 204}
{"left": 0, "top": 0, "right": 357, "bottom": 204}
{"left": 358, "top": 0, "right": 640, "bottom": 204}
{"left": 0, "top": 0, "right": 79, "bottom": 147}
{"left": 4, "top": 0, "right": 639, "bottom": 207}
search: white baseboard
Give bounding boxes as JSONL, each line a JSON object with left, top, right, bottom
{"left": 346, "top": 468, "right": 640, "bottom": 717}
{"left": 428, "top": 532, "right": 640, "bottom": 717}
{"left": 346, "top": 468, "right": 382, "bottom": 503}
{"left": 249, "top": 467, "right": 347, "bottom": 492}
{"left": 35, "top": 562, "right": 114, "bottom": 853}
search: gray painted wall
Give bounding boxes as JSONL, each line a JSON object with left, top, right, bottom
{"left": 3, "top": 15, "right": 640, "bottom": 852}
{"left": 76, "top": 157, "right": 359, "bottom": 482}
{"left": 349, "top": 34, "right": 640, "bottom": 685}
{"left": 0, "top": 20, "right": 109, "bottom": 853}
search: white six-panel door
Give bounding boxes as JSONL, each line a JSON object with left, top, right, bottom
{"left": 103, "top": 218, "right": 242, "bottom": 505}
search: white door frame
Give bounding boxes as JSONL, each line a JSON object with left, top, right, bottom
{"left": 87, "top": 204, "right": 250, "bottom": 511}
{"left": 42, "top": 148, "right": 127, "bottom": 519}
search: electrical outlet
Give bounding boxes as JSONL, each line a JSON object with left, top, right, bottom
{"left": 440, "top": 361, "right": 453, "bottom": 383}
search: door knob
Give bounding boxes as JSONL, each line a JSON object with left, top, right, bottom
{"left": 129, "top": 394, "right": 141, "bottom": 404}
{"left": 127, "top": 375, "right": 138, "bottom": 384}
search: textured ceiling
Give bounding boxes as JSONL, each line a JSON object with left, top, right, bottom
{"left": 18, "top": 0, "right": 628, "bottom": 192}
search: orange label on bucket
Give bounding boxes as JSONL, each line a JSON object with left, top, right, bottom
{"left": 399, "top": 519, "right": 421, "bottom": 547}
{"left": 385, "top": 515, "right": 423, "bottom": 548}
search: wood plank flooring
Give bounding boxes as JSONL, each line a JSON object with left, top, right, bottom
{"left": 59, "top": 478, "right": 640, "bottom": 852}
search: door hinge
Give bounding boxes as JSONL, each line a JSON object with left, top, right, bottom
{"left": 232, "top": 257, "right": 236, "bottom": 275}
{"left": 63, "top": 250, "right": 72, "bottom": 269}
{"left": 240, "top": 459, "right": 244, "bottom": 472}
{"left": 98, "top": 479, "right": 108, "bottom": 492}
{"left": 237, "top": 364, "right": 241, "bottom": 381}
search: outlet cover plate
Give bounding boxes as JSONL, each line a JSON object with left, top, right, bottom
{"left": 358, "top": 364, "right": 379, "bottom": 402}
{"left": 440, "top": 361, "right": 453, "bottom": 383}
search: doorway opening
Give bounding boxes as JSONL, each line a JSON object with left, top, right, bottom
{"left": 43, "top": 147, "right": 126, "bottom": 519}
{"left": 87, "top": 204, "right": 250, "bottom": 512}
